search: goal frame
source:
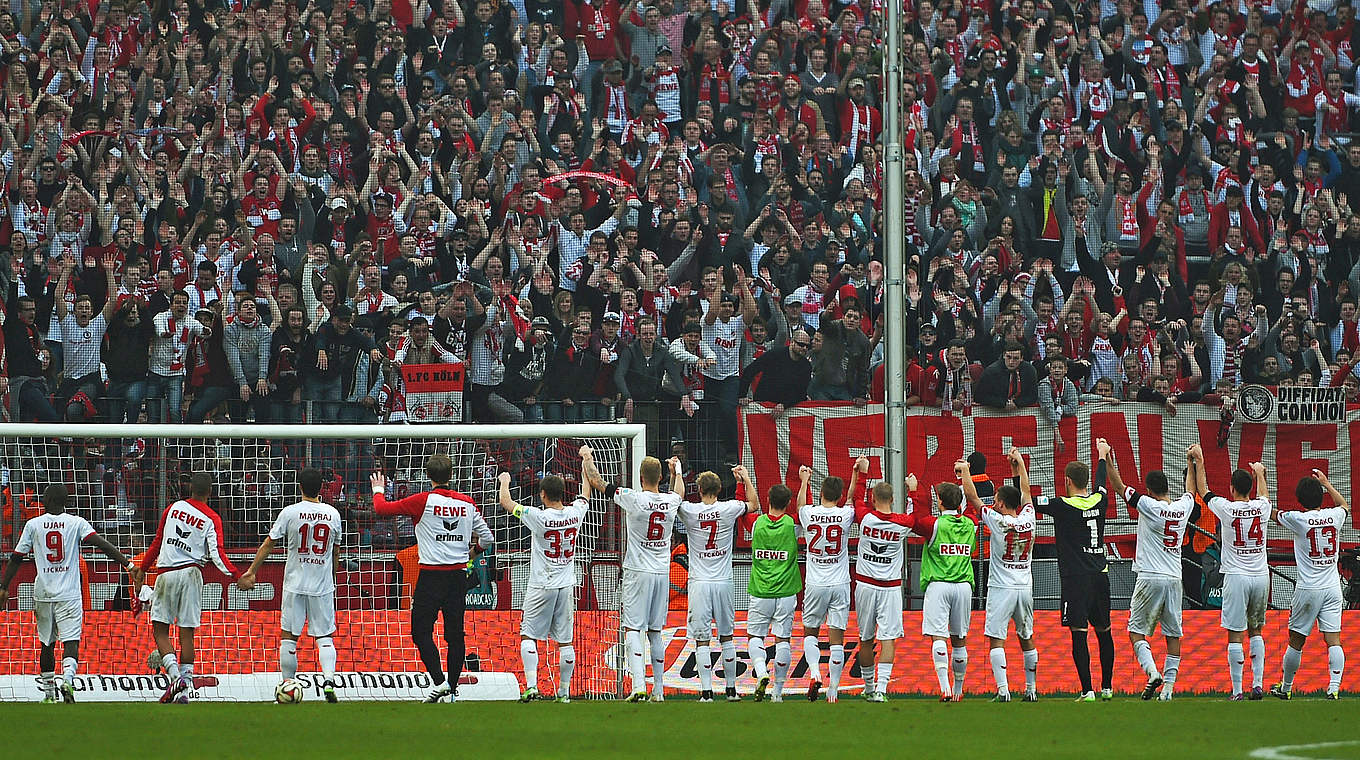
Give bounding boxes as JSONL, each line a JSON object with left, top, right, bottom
{"left": 0, "top": 422, "right": 646, "bottom": 702}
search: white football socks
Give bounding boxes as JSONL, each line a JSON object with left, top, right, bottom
{"left": 990, "top": 647, "right": 1009, "bottom": 695}
{"left": 1328, "top": 645, "right": 1345, "bottom": 693}
{"left": 647, "top": 632, "right": 666, "bottom": 697}
{"left": 1133, "top": 639, "right": 1159, "bottom": 679}
{"left": 1163, "top": 654, "right": 1180, "bottom": 694}
{"left": 181, "top": 663, "right": 194, "bottom": 687}
{"left": 1228, "top": 642, "right": 1245, "bottom": 695}
{"left": 161, "top": 652, "right": 181, "bottom": 682}
{"left": 748, "top": 637, "right": 769, "bottom": 679}
{"left": 625, "top": 631, "right": 646, "bottom": 693}
{"left": 803, "top": 635, "right": 822, "bottom": 683}
{"left": 1249, "top": 635, "right": 1265, "bottom": 689}
{"left": 951, "top": 647, "right": 967, "bottom": 699}
{"left": 1281, "top": 645, "right": 1302, "bottom": 691}
{"left": 696, "top": 643, "right": 713, "bottom": 692}
{"left": 316, "top": 637, "right": 338, "bottom": 682}
{"left": 721, "top": 640, "right": 738, "bottom": 691}
{"left": 1024, "top": 648, "right": 1039, "bottom": 693}
{"left": 773, "top": 641, "right": 791, "bottom": 697}
{"left": 828, "top": 644, "right": 845, "bottom": 696}
{"left": 932, "top": 640, "right": 950, "bottom": 695}
{"left": 876, "top": 662, "right": 893, "bottom": 695}
{"left": 280, "top": 639, "right": 298, "bottom": 680}
{"left": 559, "top": 645, "right": 576, "bottom": 697}
{"left": 520, "top": 639, "right": 539, "bottom": 691}
{"left": 62, "top": 656, "right": 77, "bottom": 685}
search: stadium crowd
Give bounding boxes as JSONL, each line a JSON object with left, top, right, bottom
{"left": 1, "top": 0, "right": 1360, "bottom": 472}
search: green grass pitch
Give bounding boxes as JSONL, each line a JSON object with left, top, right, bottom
{"left": 7, "top": 699, "right": 1360, "bottom": 759}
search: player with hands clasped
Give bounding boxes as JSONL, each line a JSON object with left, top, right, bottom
{"left": 1191, "top": 452, "right": 1271, "bottom": 700}
{"left": 1270, "top": 469, "right": 1350, "bottom": 700}
{"left": 962, "top": 448, "right": 1039, "bottom": 702}
{"left": 0, "top": 484, "right": 141, "bottom": 703}
{"left": 239, "top": 468, "right": 344, "bottom": 703}
{"left": 371, "top": 454, "right": 495, "bottom": 703}
{"left": 676, "top": 463, "right": 759, "bottom": 702}
{"left": 581, "top": 451, "right": 682, "bottom": 702}
{"left": 1106, "top": 441, "right": 1200, "bottom": 702}
{"left": 921, "top": 462, "right": 981, "bottom": 702}
{"left": 854, "top": 472, "right": 929, "bottom": 702}
{"left": 497, "top": 456, "right": 591, "bottom": 703}
{"left": 794, "top": 456, "right": 866, "bottom": 703}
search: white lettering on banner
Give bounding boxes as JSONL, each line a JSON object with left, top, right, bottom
{"left": 737, "top": 403, "right": 1360, "bottom": 547}
{"left": 0, "top": 672, "right": 520, "bottom": 702}
{"left": 1237, "top": 384, "right": 1348, "bottom": 424}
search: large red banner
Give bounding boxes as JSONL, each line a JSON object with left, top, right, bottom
{"left": 738, "top": 403, "right": 1360, "bottom": 546}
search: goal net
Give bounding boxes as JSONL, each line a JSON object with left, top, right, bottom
{"left": 0, "top": 423, "right": 644, "bottom": 702}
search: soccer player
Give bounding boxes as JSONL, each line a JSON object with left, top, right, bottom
{"left": 1191, "top": 453, "right": 1271, "bottom": 700}
{"left": 794, "top": 456, "right": 865, "bottom": 702}
{"left": 961, "top": 448, "right": 1039, "bottom": 702}
{"left": 1270, "top": 469, "right": 1350, "bottom": 700}
{"left": 371, "top": 454, "right": 495, "bottom": 703}
{"left": 852, "top": 474, "right": 920, "bottom": 702}
{"left": 496, "top": 466, "right": 589, "bottom": 703}
{"left": 581, "top": 450, "right": 682, "bottom": 702}
{"left": 1105, "top": 441, "right": 1198, "bottom": 701}
{"left": 743, "top": 481, "right": 800, "bottom": 702}
{"left": 141, "top": 472, "right": 242, "bottom": 703}
{"left": 239, "top": 468, "right": 343, "bottom": 703}
{"left": 676, "top": 464, "right": 758, "bottom": 702}
{"left": 0, "top": 485, "right": 141, "bottom": 703}
{"left": 918, "top": 464, "right": 980, "bottom": 702}
{"left": 1034, "top": 452, "right": 1114, "bottom": 702}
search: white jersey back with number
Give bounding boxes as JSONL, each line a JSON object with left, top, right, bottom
{"left": 980, "top": 505, "right": 1035, "bottom": 589}
{"left": 1206, "top": 495, "right": 1271, "bottom": 576}
{"left": 616, "top": 487, "right": 682, "bottom": 574}
{"left": 677, "top": 499, "right": 748, "bottom": 582}
{"left": 1128, "top": 489, "right": 1195, "bottom": 579}
{"left": 799, "top": 503, "right": 855, "bottom": 586}
{"left": 15, "top": 513, "right": 95, "bottom": 602}
{"left": 521, "top": 499, "right": 590, "bottom": 589}
{"left": 1278, "top": 506, "right": 1349, "bottom": 589}
{"left": 268, "top": 500, "right": 343, "bottom": 596}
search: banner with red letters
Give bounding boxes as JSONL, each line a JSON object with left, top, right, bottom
{"left": 738, "top": 402, "right": 1360, "bottom": 547}
{"left": 400, "top": 362, "right": 465, "bottom": 422}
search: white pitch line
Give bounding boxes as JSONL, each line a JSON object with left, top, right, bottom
{"left": 1249, "top": 741, "right": 1360, "bottom": 760}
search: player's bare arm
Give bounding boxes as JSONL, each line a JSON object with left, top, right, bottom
{"left": 1189, "top": 446, "right": 1209, "bottom": 496}
{"left": 795, "top": 465, "right": 812, "bottom": 511}
{"left": 733, "top": 465, "right": 759, "bottom": 513}
{"left": 1315, "top": 469, "right": 1349, "bottom": 512}
{"left": 1250, "top": 461, "right": 1268, "bottom": 503}
{"left": 1185, "top": 445, "right": 1199, "bottom": 496}
{"left": 580, "top": 446, "right": 608, "bottom": 491}
{"left": 1008, "top": 447, "right": 1033, "bottom": 507}
{"left": 579, "top": 445, "right": 594, "bottom": 500}
{"left": 845, "top": 455, "right": 868, "bottom": 506}
{"left": 84, "top": 532, "right": 140, "bottom": 585}
{"left": 667, "top": 457, "right": 684, "bottom": 496}
{"left": 239, "top": 536, "right": 277, "bottom": 591}
{"left": 497, "top": 471, "right": 527, "bottom": 516}
{"left": 0, "top": 552, "right": 22, "bottom": 608}
{"left": 956, "top": 459, "right": 983, "bottom": 508}
{"left": 1100, "top": 439, "right": 1129, "bottom": 496}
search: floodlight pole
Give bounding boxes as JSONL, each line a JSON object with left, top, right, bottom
{"left": 882, "top": 0, "right": 907, "bottom": 512}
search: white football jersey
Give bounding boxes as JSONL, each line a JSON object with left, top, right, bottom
{"left": 980, "top": 505, "right": 1035, "bottom": 589}
{"left": 677, "top": 499, "right": 748, "bottom": 582}
{"left": 1127, "top": 489, "right": 1195, "bottom": 579}
{"left": 521, "top": 498, "right": 590, "bottom": 589}
{"left": 374, "top": 488, "right": 495, "bottom": 568}
{"left": 268, "top": 500, "right": 343, "bottom": 596}
{"left": 142, "top": 499, "right": 237, "bottom": 577}
{"left": 615, "top": 487, "right": 682, "bottom": 574}
{"left": 853, "top": 508, "right": 914, "bottom": 585}
{"left": 1206, "top": 494, "right": 1271, "bottom": 576}
{"left": 799, "top": 503, "right": 855, "bottom": 586}
{"left": 15, "top": 512, "right": 96, "bottom": 602}
{"left": 1278, "top": 506, "right": 1349, "bottom": 590}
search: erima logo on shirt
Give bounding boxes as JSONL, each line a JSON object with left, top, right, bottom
{"left": 443, "top": 520, "right": 459, "bottom": 531}
{"left": 938, "top": 543, "right": 972, "bottom": 556}
{"left": 753, "top": 549, "right": 789, "bottom": 560}
{"left": 175, "top": 527, "right": 190, "bottom": 539}
{"left": 870, "top": 542, "right": 887, "bottom": 555}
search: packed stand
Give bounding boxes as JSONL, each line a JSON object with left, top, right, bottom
{"left": 0, "top": 0, "right": 1357, "bottom": 476}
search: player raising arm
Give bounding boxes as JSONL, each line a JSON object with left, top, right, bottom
{"left": 141, "top": 472, "right": 242, "bottom": 704}
{"left": 498, "top": 465, "right": 590, "bottom": 703}
{"left": 795, "top": 456, "right": 864, "bottom": 703}
{"left": 0, "top": 485, "right": 141, "bottom": 703}
{"left": 961, "top": 448, "right": 1038, "bottom": 702}
{"left": 239, "top": 468, "right": 343, "bottom": 702}
{"left": 581, "top": 449, "right": 682, "bottom": 702}
{"left": 743, "top": 481, "right": 801, "bottom": 702}
{"left": 1192, "top": 452, "right": 1271, "bottom": 700}
{"left": 1270, "top": 469, "right": 1350, "bottom": 700}
{"left": 371, "top": 454, "right": 495, "bottom": 703}
{"left": 676, "top": 464, "right": 758, "bottom": 702}
{"left": 1105, "top": 441, "right": 1199, "bottom": 701}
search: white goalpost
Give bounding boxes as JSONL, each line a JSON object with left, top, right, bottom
{"left": 0, "top": 423, "right": 646, "bottom": 702}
